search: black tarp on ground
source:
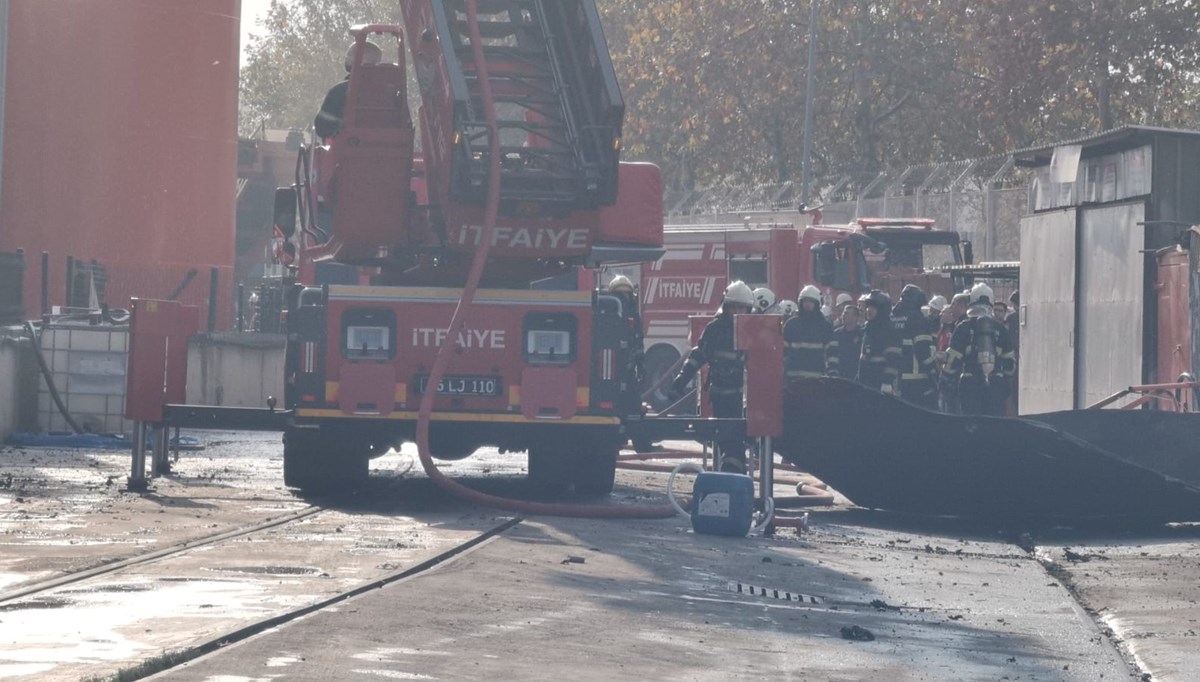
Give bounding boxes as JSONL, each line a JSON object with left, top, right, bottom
{"left": 776, "top": 378, "right": 1200, "bottom": 521}
{"left": 1027, "top": 410, "right": 1200, "bottom": 490}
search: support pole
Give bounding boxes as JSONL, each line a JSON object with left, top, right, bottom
{"left": 207, "top": 266, "right": 219, "bottom": 332}
{"left": 758, "top": 435, "right": 775, "bottom": 535}
{"left": 236, "top": 282, "right": 244, "bottom": 332}
{"left": 39, "top": 251, "right": 49, "bottom": 322}
{"left": 151, "top": 424, "right": 171, "bottom": 476}
{"left": 65, "top": 255, "right": 74, "bottom": 309}
{"left": 128, "top": 421, "right": 148, "bottom": 490}
{"left": 799, "top": 0, "right": 819, "bottom": 205}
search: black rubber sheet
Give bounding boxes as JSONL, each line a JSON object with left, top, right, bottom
{"left": 776, "top": 378, "right": 1200, "bottom": 521}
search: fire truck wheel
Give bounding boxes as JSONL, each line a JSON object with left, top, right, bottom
{"left": 572, "top": 443, "right": 618, "bottom": 497}
{"left": 283, "top": 428, "right": 369, "bottom": 491}
{"left": 527, "top": 447, "right": 571, "bottom": 496}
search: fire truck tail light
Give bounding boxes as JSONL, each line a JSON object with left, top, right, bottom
{"left": 301, "top": 394, "right": 316, "bottom": 403}
{"left": 599, "top": 401, "right": 614, "bottom": 409}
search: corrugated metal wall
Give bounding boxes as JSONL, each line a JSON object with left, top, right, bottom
{"left": 1018, "top": 208, "right": 1076, "bottom": 414}
{"left": 1076, "top": 201, "right": 1146, "bottom": 409}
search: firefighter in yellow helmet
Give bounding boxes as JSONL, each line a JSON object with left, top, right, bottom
{"left": 672, "top": 281, "right": 755, "bottom": 473}
{"left": 604, "top": 275, "right": 644, "bottom": 416}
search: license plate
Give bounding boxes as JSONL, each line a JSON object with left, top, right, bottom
{"left": 416, "top": 374, "right": 503, "bottom": 397}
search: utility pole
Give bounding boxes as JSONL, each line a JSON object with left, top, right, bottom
{"left": 799, "top": 0, "right": 819, "bottom": 207}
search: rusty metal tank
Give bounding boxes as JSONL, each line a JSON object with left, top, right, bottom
{"left": 0, "top": 0, "right": 239, "bottom": 326}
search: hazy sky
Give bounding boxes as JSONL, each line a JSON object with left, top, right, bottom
{"left": 240, "top": 0, "right": 273, "bottom": 66}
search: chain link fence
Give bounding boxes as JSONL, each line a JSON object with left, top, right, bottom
{"left": 664, "top": 155, "right": 1032, "bottom": 262}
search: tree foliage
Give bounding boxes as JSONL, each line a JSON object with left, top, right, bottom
{"left": 239, "top": 0, "right": 401, "bottom": 135}
{"left": 239, "top": 0, "right": 1200, "bottom": 190}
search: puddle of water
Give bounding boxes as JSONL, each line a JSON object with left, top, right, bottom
{"left": 266, "top": 655, "right": 303, "bottom": 667}
{"left": 0, "top": 578, "right": 273, "bottom": 668}
{"left": 210, "top": 566, "right": 321, "bottom": 576}
{"left": 352, "top": 647, "right": 451, "bottom": 661}
{"left": 61, "top": 583, "right": 154, "bottom": 594}
{"left": 0, "top": 596, "right": 72, "bottom": 612}
{"left": 0, "top": 663, "right": 56, "bottom": 677}
{"left": 350, "top": 671, "right": 435, "bottom": 680}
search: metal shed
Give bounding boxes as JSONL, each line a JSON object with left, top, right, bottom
{"left": 1014, "top": 126, "right": 1200, "bottom": 413}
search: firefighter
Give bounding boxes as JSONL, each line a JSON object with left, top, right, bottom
{"left": 833, "top": 293, "right": 854, "bottom": 325}
{"left": 826, "top": 299, "right": 865, "bottom": 382}
{"left": 752, "top": 287, "right": 776, "bottom": 314}
{"left": 1006, "top": 289, "right": 1020, "bottom": 414}
{"left": 857, "top": 290, "right": 901, "bottom": 394}
{"left": 605, "top": 275, "right": 645, "bottom": 416}
{"left": 784, "top": 285, "right": 834, "bottom": 381}
{"left": 923, "top": 295, "right": 947, "bottom": 333}
{"left": 892, "top": 284, "right": 937, "bottom": 409}
{"left": 942, "top": 283, "right": 1015, "bottom": 416}
{"left": 671, "top": 281, "right": 755, "bottom": 473}
{"left": 776, "top": 300, "right": 799, "bottom": 320}
{"left": 935, "top": 291, "right": 970, "bottom": 412}
{"left": 315, "top": 40, "right": 384, "bottom": 140}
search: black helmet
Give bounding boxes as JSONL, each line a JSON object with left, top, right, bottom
{"left": 860, "top": 289, "right": 891, "bottom": 312}
{"left": 1009, "top": 289, "right": 1019, "bottom": 306}
{"left": 899, "top": 283, "right": 927, "bottom": 306}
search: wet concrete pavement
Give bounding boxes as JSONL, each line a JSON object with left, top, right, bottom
{"left": 156, "top": 513, "right": 1129, "bottom": 681}
{"left": 1, "top": 432, "right": 1198, "bottom": 680}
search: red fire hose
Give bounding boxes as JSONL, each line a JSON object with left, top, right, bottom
{"left": 413, "top": 0, "right": 675, "bottom": 518}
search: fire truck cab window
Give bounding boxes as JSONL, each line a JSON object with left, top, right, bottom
{"left": 523, "top": 312, "right": 577, "bottom": 365}
{"left": 813, "top": 241, "right": 855, "bottom": 290}
{"left": 728, "top": 258, "right": 768, "bottom": 290}
{"left": 342, "top": 308, "right": 396, "bottom": 360}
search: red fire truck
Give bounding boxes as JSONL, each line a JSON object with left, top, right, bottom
{"left": 630, "top": 217, "right": 970, "bottom": 410}
{"left": 262, "top": 3, "right": 667, "bottom": 493}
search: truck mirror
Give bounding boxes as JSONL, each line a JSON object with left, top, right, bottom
{"left": 962, "top": 240, "right": 974, "bottom": 265}
{"left": 274, "top": 187, "right": 299, "bottom": 239}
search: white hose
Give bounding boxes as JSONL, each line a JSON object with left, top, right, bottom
{"left": 667, "top": 461, "right": 703, "bottom": 517}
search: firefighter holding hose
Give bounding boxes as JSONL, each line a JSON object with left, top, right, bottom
{"left": 942, "top": 283, "right": 1015, "bottom": 416}
{"left": 671, "top": 281, "right": 756, "bottom": 473}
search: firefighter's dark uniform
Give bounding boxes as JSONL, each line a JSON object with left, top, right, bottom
{"left": 858, "top": 310, "right": 902, "bottom": 393}
{"left": 673, "top": 311, "right": 746, "bottom": 471}
{"left": 315, "top": 78, "right": 350, "bottom": 140}
{"left": 783, "top": 308, "right": 833, "bottom": 380}
{"left": 613, "top": 290, "right": 646, "bottom": 415}
{"left": 892, "top": 299, "right": 937, "bottom": 409}
{"left": 943, "top": 309, "right": 1015, "bottom": 416}
{"left": 826, "top": 322, "right": 865, "bottom": 382}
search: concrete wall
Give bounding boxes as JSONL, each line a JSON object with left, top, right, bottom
{"left": 0, "top": 333, "right": 37, "bottom": 441}
{"left": 185, "top": 333, "right": 286, "bottom": 408}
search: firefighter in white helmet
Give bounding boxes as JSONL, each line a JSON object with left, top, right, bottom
{"left": 784, "top": 285, "right": 834, "bottom": 381}
{"left": 942, "top": 282, "right": 1015, "bottom": 416}
{"left": 776, "top": 300, "right": 799, "bottom": 319}
{"left": 672, "top": 281, "right": 754, "bottom": 473}
{"left": 752, "top": 287, "right": 776, "bottom": 314}
{"left": 315, "top": 40, "right": 385, "bottom": 140}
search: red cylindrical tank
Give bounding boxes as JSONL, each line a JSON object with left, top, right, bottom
{"left": 0, "top": 0, "right": 239, "bottom": 326}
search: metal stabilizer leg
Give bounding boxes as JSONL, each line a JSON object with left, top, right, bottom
{"left": 127, "top": 421, "right": 148, "bottom": 491}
